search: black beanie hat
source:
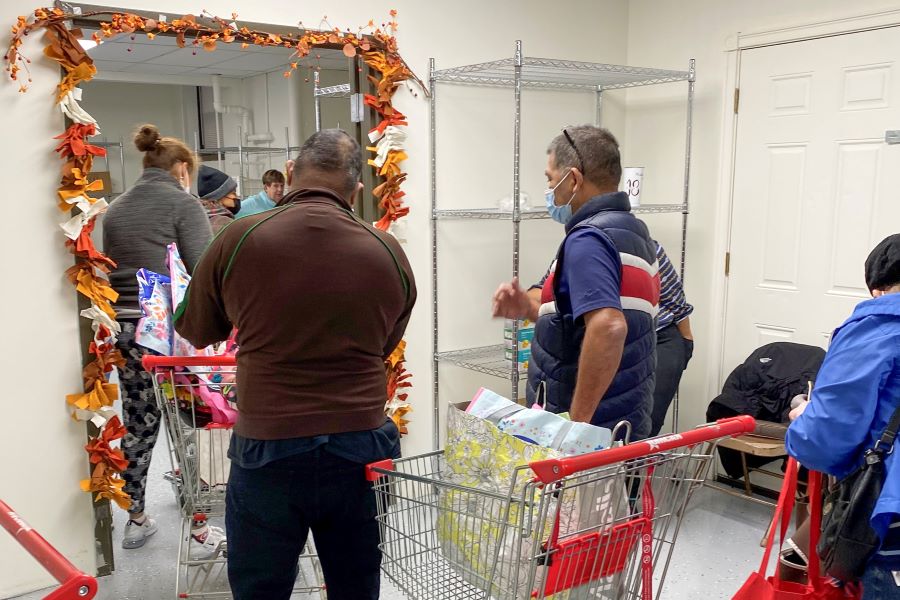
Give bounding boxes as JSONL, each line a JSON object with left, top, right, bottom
{"left": 198, "top": 165, "right": 238, "bottom": 200}
{"left": 865, "top": 234, "right": 900, "bottom": 291}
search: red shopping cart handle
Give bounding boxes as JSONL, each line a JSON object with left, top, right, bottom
{"left": 142, "top": 355, "right": 237, "bottom": 370}
{"left": 528, "top": 415, "right": 757, "bottom": 484}
{"left": 0, "top": 499, "right": 98, "bottom": 600}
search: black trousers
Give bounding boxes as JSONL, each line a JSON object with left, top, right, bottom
{"left": 226, "top": 448, "right": 382, "bottom": 599}
{"left": 649, "top": 323, "right": 694, "bottom": 436}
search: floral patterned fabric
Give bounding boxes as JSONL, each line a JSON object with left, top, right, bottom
{"left": 438, "top": 403, "right": 628, "bottom": 599}
{"left": 438, "top": 405, "right": 559, "bottom": 597}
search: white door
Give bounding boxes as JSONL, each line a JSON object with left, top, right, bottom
{"left": 723, "top": 26, "right": 900, "bottom": 378}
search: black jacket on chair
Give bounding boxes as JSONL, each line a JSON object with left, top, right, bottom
{"left": 707, "top": 342, "right": 825, "bottom": 479}
{"left": 708, "top": 342, "right": 825, "bottom": 424}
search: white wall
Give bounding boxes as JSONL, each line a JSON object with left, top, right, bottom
{"left": 624, "top": 0, "right": 900, "bottom": 432}
{"left": 0, "top": 2, "right": 97, "bottom": 596}
{"left": 81, "top": 81, "right": 193, "bottom": 193}
{"left": 214, "top": 68, "right": 349, "bottom": 197}
{"left": 99, "top": 0, "right": 632, "bottom": 460}
{"left": 1, "top": 1, "right": 632, "bottom": 595}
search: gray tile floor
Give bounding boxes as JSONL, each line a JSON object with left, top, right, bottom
{"left": 12, "top": 435, "right": 773, "bottom": 600}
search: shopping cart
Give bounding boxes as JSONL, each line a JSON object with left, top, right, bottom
{"left": 366, "top": 415, "right": 756, "bottom": 599}
{"left": 0, "top": 498, "right": 98, "bottom": 600}
{"left": 143, "top": 355, "right": 325, "bottom": 599}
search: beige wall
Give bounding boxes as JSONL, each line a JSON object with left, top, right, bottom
{"left": 0, "top": 2, "right": 97, "bottom": 596}
{"left": 216, "top": 68, "right": 350, "bottom": 197}
{"left": 82, "top": 81, "right": 193, "bottom": 193}
{"left": 624, "top": 0, "right": 900, "bottom": 431}
{"left": 0, "top": 0, "right": 629, "bottom": 595}
{"left": 11, "top": 0, "right": 897, "bottom": 594}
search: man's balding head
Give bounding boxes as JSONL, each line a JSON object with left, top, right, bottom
{"left": 290, "top": 129, "right": 363, "bottom": 201}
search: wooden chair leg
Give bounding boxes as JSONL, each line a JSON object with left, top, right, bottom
{"left": 740, "top": 451, "right": 753, "bottom": 496}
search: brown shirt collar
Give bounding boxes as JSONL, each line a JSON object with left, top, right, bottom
{"left": 278, "top": 187, "right": 352, "bottom": 211}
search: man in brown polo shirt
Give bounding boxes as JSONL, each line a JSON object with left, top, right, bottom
{"left": 175, "top": 129, "right": 416, "bottom": 600}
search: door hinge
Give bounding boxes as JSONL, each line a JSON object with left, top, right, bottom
{"left": 733, "top": 88, "right": 740, "bottom": 114}
{"left": 725, "top": 252, "right": 731, "bottom": 276}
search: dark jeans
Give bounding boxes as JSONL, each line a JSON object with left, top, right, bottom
{"left": 649, "top": 324, "right": 694, "bottom": 436}
{"left": 226, "top": 448, "right": 382, "bottom": 599}
{"left": 862, "top": 561, "right": 900, "bottom": 599}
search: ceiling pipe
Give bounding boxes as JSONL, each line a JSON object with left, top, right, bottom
{"left": 211, "top": 74, "right": 274, "bottom": 145}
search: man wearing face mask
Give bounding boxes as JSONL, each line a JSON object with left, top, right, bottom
{"left": 492, "top": 126, "right": 659, "bottom": 440}
{"left": 198, "top": 164, "right": 242, "bottom": 234}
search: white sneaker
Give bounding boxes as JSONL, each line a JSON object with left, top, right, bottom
{"left": 189, "top": 525, "right": 226, "bottom": 560}
{"left": 122, "top": 516, "right": 158, "bottom": 549}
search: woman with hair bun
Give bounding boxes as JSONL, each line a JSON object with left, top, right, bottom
{"left": 102, "top": 124, "right": 213, "bottom": 552}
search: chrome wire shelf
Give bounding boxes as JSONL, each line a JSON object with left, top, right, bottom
{"left": 200, "top": 146, "right": 290, "bottom": 154}
{"left": 430, "top": 40, "right": 696, "bottom": 447}
{"left": 634, "top": 204, "right": 688, "bottom": 214}
{"left": 432, "top": 57, "right": 692, "bottom": 90}
{"left": 435, "top": 344, "right": 520, "bottom": 380}
{"left": 315, "top": 83, "right": 352, "bottom": 98}
{"left": 433, "top": 204, "right": 687, "bottom": 220}
{"left": 434, "top": 208, "right": 550, "bottom": 220}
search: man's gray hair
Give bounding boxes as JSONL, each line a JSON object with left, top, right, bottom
{"left": 294, "top": 129, "right": 363, "bottom": 195}
{"left": 547, "top": 125, "right": 622, "bottom": 188}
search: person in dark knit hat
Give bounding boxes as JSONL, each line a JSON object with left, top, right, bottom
{"left": 865, "top": 234, "right": 900, "bottom": 294}
{"left": 198, "top": 164, "right": 241, "bottom": 234}
{"left": 786, "top": 233, "right": 900, "bottom": 596}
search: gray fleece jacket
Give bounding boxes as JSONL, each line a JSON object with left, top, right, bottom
{"left": 103, "top": 167, "right": 213, "bottom": 312}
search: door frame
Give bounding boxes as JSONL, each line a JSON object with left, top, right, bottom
{"left": 708, "top": 7, "right": 900, "bottom": 400}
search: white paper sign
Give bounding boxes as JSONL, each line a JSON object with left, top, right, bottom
{"left": 623, "top": 166, "right": 644, "bottom": 208}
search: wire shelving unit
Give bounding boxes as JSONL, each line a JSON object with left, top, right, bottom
{"left": 430, "top": 41, "right": 696, "bottom": 447}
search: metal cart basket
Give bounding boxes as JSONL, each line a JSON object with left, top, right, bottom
{"left": 366, "top": 415, "right": 755, "bottom": 599}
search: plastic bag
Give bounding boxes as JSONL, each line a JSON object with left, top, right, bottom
{"left": 467, "top": 388, "right": 613, "bottom": 454}
{"left": 135, "top": 268, "right": 173, "bottom": 355}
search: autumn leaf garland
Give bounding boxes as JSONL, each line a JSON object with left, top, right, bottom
{"left": 6, "top": 6, "right": 421, "bottom": 509}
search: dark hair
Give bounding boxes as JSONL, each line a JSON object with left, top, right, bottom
{"left": 865, "top": 234, "right": 900, "bottom": 291}
{"left": 548, "top": 125, "right": 622, "bottom": 188}
{"left": 134, "top": 124, "right": 196, "bottom": 174}
{"left": 292, "top": 129, "right": 362, "bottom": 196}
{"left": 262, "top": 169, "right": 285, "bottom": 186}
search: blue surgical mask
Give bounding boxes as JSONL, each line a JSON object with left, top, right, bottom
{"left": 544, "top": 171, "right": 575, "bottom": 224}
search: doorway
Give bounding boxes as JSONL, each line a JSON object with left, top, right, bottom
{"left": 722, "top": 25, "right": 900, "bottom": 377}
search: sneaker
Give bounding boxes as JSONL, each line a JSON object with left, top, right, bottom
{"left": 122, "top": 516, "right": 158, "bottom": 549}
{"left": 189, "top": 525, "right": 226, "bottom": 560}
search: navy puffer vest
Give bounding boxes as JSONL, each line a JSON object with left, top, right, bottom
{"left": 526, "top": 192, "right": 659, "bottom": 440}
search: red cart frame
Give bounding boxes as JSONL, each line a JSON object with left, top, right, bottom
{"left": 0, "top": 499, "right": 98, "bottom": 600}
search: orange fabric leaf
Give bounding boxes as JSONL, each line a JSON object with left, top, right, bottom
{"left": 85, "top": 417, "right": 129, "bottom": 472}
{"left": 54, "top": 123, "right": 106, "bottom": 159}
{"left": 67, "top": 379, "right": 119, "bottom": 412}
{"left": 66, "top": 264, "right": 118, "bottom": 319}
{"left": 80, "top": 462, "right": 131, "bottom": 510}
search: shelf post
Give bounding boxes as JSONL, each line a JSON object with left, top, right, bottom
{"left": 284, "top": 126, "right": 291, "bottom": 167}
{"left": 680, "top": 58, "right": 695, "bottom": 282}
{"left": 314, "top": 71, "right": 322, "bottom": 133}
{"left": 118, "top": 137, "right": 126, "bottom": 192}
{"left": 237, "top": 125, "right": 245, "bottom": 198}
{"left": 672, "top": 57, "right": 696, "bottom": 435}
{"left": 511, "top": 40, "right": 523, "bottom": 403}
{"left": 430, "top": 57, "right": 440, "bottom": 450}
{"left": 595, "top": 87, "right": 603, "bottom": 127}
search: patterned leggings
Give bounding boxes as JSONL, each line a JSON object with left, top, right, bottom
{"left": 116, "top": 320, "right": 161, "bottom": 515}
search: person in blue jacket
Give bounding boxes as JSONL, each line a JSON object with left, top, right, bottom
{"left": 236, "top": 169, "right": 285, "bottom": 218}
{"left": 786, "top": 233, "right": 900, "bottom": 598}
